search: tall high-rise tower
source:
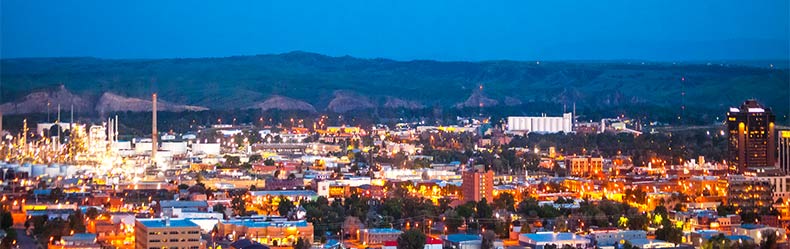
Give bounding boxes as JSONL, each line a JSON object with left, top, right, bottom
{"left": 727, "top": 100, "right": 776, "bottom": 173}
{"left": 780, "top": 130, "right": 790, "bottom": 175}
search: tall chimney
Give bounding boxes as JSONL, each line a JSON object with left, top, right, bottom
{"left": 70, "top": 104, "right": 73, "bottom": 133}
{"left": 115, "top": 114, "right": 119, "bottom": 143}
{"left": 152, "top": 93, "right": 158, "bottom": 164}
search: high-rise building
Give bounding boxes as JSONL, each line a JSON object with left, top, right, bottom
{"left": 727, "top": 100, "right": 776, "bottom": 173}
{"left": 135, "top": 218, "right": 201, "bottom": 249}
{"left": 780, "top": 130, "right": 790, "bottom": 175}
{"left": 462, "top": 167, "right": 494, "bottom": 203}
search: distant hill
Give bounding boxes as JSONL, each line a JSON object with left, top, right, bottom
{"left": 1, "top": 51, "right": 787, "bottom": 121}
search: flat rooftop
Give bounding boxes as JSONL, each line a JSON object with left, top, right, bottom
{"left": 223, "top": 219, "right": 310, "bottom": 228}
{"left": 522, "top": 232, "right": 590, "bottom": 243}
{"left": 137, "top": 218, "right": 199, "bottom": 228}
{"left": 249, "top": 190, "right": 318, "bottom": 197}
{"left": 363, "top": 228, "right": 402, "bottom": 234}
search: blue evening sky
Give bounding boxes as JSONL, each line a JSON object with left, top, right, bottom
{"left": 1, "top": 0, "right": 788, "bottom": 61}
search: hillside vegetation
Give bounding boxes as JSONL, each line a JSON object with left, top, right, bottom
{"left": 1, "top": 51, "right": 787, "bottom": 123}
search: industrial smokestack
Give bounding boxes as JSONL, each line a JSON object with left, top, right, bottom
{"left": 115, "top": 114, "right": 119, "bottom": 143}
{"left": 152, "top": 93, "right": 158, "bottom": 164}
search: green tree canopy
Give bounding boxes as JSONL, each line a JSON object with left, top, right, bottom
{"left": 397, "top": 229, "right": 427, "bottom": 249}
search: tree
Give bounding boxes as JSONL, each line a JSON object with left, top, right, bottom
{"left": 0, "top": 210, "right": 12, "bottom": 230}
{"left": 438, "top": 198, "right": 453, "bottom": 214}
{"left": 481, "top": 230, "right": 496, "bottom": 249}
{"left": 628, "top": 213, "right": 648, "bottom": 231}
{"left": 241, "top": 162, "right": 252, "bottom": 170}
{"left": 456, "top": 202, "right": 475, "bottom": 219}
{"left": 85, "top": 207, "right": 100, "bottom": 220}
{"left": 443, "top": 211, "right": 464, "bottom": 233}
{"left": 50, "top": 187, "right": 65, "bottom": 200}
{"left": 231, "top": 196, "right": 247, "bottom": 216}
{"left": 716, "top": 203, "right": 737, "bottom": 217}
{"left": 249, "top": 154, "right": 263, "bottom": 163}
{"left": 493, "top": 193, "right": 516, "bottom": 212}
{"left": 212, "top": 204, "right": 227, "bottom": 218}
{"left": 1, "top": 228, "right": 17, "bottom": 249}
{"left": 655, "top": 219, "right": 682, "bottom": 245}
{"left": 397, "top": 229, "right": 426, "bottom": 249}
{"left": 702, "top": 234, "right": 730, "bottom": 249}
{"left": 223, "top": 155, "right": 241, "bottom": 166}
{"left": 294, "top": 237, "right": 311, "bottom": 249}
{"left": 741, "top": 211, "right": 759, "bottom": 224}
{"left": 620, "top": 240, "right": 640, "bottom": 249}
{"left": 278, "top": 196, "right": 296, "bottom": 216}
{"left": 760, "top": 231, "right": 778, "bottom": 249}
{"left": 68, "top": 209, "right": 86, "bottom": 233}
{"left": 476, "top": 199, "right": 493, "bottom": 219}
{"left": 653, "top": 205, "right": 669, "bottom": 218}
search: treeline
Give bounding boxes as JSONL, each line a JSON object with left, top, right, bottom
{"left": 509, "top": 130, "right": 728, "bottom": 166}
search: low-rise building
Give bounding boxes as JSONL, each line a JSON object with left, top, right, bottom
{"left": 159, "top": 200, "right": 209, "bottom": 213}
{"left": 727, "top": 175, "right": 772, "bottom": 212}
{"left": 217, "top": 218, "right": 313, "bottom": 247}
{"left": 134, "top": 218, "right": 201, "bottom": 249}
{"left": 731, "top": 224, "right": 787, "bottom": 243}
{"left": 359, "top": 228, "right": 403, "bottom": 245}
{"left": 519, "top": 232, "right": 592, "bottom": 249}
{"left": 443, "top": 234, "right": 482, "bottom": 249}
{"left": 589, "top": 229, "right": 646, "bottom": 247}
{"left": 49, "top": 233, "right": 100, "bottom": 249}
{"left": 627, "top": 238, "right": 676, "bottom": 249}
{"left": 565, "top": 156, "right": 603, "bottom": 177}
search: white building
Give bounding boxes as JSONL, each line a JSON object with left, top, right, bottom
{"left": 731, "top": 224, "right": 786, "bottom": 243}
{"left": 757, "top": 175, "right": 790, "bottom": 201}
{"left": 507, "top": 113, "right": 572, "bottom": 134}
{"left": 519, "top": 232, "right": 591, "bottom": 249}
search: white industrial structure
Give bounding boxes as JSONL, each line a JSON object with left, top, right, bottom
{"left": 507, "top": 113, "right": 573, "bottom": 134}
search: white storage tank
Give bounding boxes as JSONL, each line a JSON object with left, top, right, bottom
{"left": 31, "top": 164, "right": 47, "bottom": 177}
{"left": 161, "top": 141, "right": 188, "bottom": 155}
{"left": 192, "top": 143, "right": 220, "bottom": 156}
{"left": 45, "top": 165, "right": 61, "bottom": 176}
{"left": 114, "top": 141, "right": 132, "bottom": 150}
{"left": 13, "top": 164, "right": 30, "bottom": 177}
{"left": 135, "top": 142, "right": 153, "bottom": 155}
